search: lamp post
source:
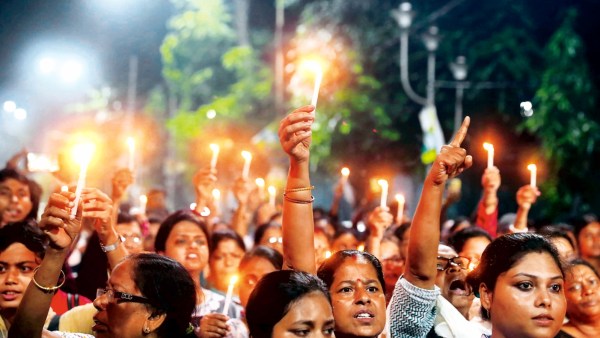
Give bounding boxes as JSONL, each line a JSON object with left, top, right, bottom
{"left": 449, "top": 56, "right": 468, "bottom": 133}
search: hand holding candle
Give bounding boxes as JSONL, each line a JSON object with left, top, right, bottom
{"left": 378, "top": 179, "right": 389, "bottom": 208}
{"left": 209, "top": 144, "right": 220, "bottom": 170}
{"left": 527, "top": 164, "right": 537, "bottom": 187}
{"left": 395, "top": 194, "right": 405, "bottom": 224}
{"left": 241, "top": 151, "right": 252, "bottom": 180}
{"left": 483, "top": 142, "right": 494, "bottom": 169}
{"left": 126, "top": 137, "right": 135, "bottom": 171}
{"left": 222, "top": 275, "right": 239, "bottom": 315}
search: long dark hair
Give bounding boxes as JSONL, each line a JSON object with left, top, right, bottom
{"left": 246, "top": 270, "right": 331, "bottom": 338}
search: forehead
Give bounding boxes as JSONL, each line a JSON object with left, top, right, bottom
{"left": 0, "top": 243, "right": 39, "bottom": 262}
{"left": 169, "top": 221, "right": 206, "bottom": 237}
{"left": 0, "top": 178, "right": 29, "bottom": 190}
{"left": 333, "top": 257, "right": 380, "bottom": 283}
{"left": 568, "top": 264, "right": 599, "bottom": 281}
{"left": 380, "top": 240, "right": 399, "bottom": 257}
{"left": 284, "top": 292, "right": 332, "bottom": 320}
{"left": 581, "top": 222, "right": 600, "bottom": 235}
{"left": 505, "top": 252, "right": 562, "bottom": 278}
{"left": 263, "top": 227, "right": 282, "bottom": 238}
{"left": 240, "top": 256, "right": 277, "bottom": 275}
{"left": 438, "top": 244, "right": 457, "bottom": 258}
{"left": 110, "top": 259, "right": 138, "bottom": 291}
{"left": 215, "top": 238, "right": 243, "bottom": 252}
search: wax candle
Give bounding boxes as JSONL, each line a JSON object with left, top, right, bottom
{"left": 127, "top": 137, "right": 135, "bottom": 171}
{"left": 70, "top": 144, "right": 95, "bottom": 219}
{"left": 209, "top": 144, "right": 220, "bottom": 170}
{"left": 378, "top": 179, "right": 388, "bottom": 208}
{"left": 527, "top": 164, "right": 537, "bottom": 187}
{"left": 139, "top": 195, "right": 147, "bottom": 216}
{"left": 310, "top": 63, "right": 323, "bottom": 109}
{"left": 268, "top": 186, "right": 276, "bottom": 207}
{"left": 222, "top": 275, "right": 239, "bottom": 315}
{"left": 241, "top": 151, "right": 252, "bottom": 180}
{"left": 395, "top": 194, "right": 405, "bottom": 224}
{"left": 483, "top": 142, "right": 494, "bottom": 169}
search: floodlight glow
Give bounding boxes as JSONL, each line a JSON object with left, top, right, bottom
{"left": 520, "top": 101, "right": 532, "bottom": 111}
{"left": 38, "top": 57, "right": 56, "bottom": 74}
{"left": 3, "top": 101, "right": 16, "bottom": 112}
{"left": 206, "top": 109, "right": 216, "bottom": 119}
{"left": 14, "top": 108, "right": 27, "bottom": 120}
{"left": 59, "top": 60, "right": 84, "bottom": 83}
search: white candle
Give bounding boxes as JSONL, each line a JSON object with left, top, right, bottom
{"left": 212, "top": 188, "right": 221, "bottom": 202}
{"left": 483, "top": 142, "right": 494, "bottom": 169}
{"left": 527, "top": 164, "right": 537, "bottom": 187}
{"left": 310, "top": 65, "right": 323, "bottom": 109}
{"left": 255, "top": 178, "right": 265, "bottom": 189}
{"left": 241, "top": 151, "right": 252, "bottom": 180}
{"left": 395, "top": 194, "right": 405, "bottom": 224}
{"left": 139, "top": 195, "right": 147, "bottom": 216}
{"left": 222, "top": 275, "right": 238, "bottom": 315}
{"left": 268, "top": 186, "right": 276, "bottom": 207}
{"left": 70, "top": 144, "right": 95, "bottom": 219}
{"left": 127, "top": 137, "right": 135, "bottom": 171}
{"left": 378, "top": 179, "right": 388, "bottom": 208}
{"left": 209, "top": 144, "right": 220, "bottom": 170}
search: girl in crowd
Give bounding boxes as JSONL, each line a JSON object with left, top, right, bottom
{"left": 0, "top": 168, "right": 41, "bottom": 226}
{"left": 557, "top": 259, "right": 600, "bottom": 337}
{"left": 237, "top": 246, "right": 283, "bottom": 308}
{"left": 154, "top": 209, "right": 246, "bottom": 338}
{"left": 204, "top": 229, "right": 246, "bottom": 295}
{"left": 9, "top": 190, "right": 197, "bottom": 338}
{"left": 467, "top": 233, "right": 566, "bottom": 338}
{"left": 278, "top": 105, "right": 387, "bottom": 338}
{"left": 245, "top": 270, "right": 334, "bottom": 338}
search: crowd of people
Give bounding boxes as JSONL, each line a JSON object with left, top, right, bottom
{"left": 0, "top": 105, "right": 599, "bottom": 338}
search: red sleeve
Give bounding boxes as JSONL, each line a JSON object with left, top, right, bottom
{"left": 475, "top": 199, "right": 498, "bottom": 238}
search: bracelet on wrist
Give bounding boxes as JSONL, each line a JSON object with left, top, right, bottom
{"left": 283, "top": 193, "right": 315, "bottom": 204}
{"left": 284, "top": 186, "right": 315, "bottom": 193}
{"left": 32, "top": 267, "right": 66, "bottom": 294}
{"left": 101, "top": 236, "right": 124, "bottom": 253}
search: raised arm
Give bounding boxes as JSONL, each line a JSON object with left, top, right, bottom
{"left": 474, "top": 166, "right": 500, "bottom": 236}
{"left": 513, "top": 184, "right": 540, "bottom": 232}
{"left": 9, "top": 191, "right": 78, "bottom": 338}
{"left": 279, "top": 105, "right": 316, "bottom": 274}
{"left": 110, "top": 168, "right": 134, "bottom": 224}
{"left": 405, "top": 117, "right": 472, "bottom": 289}
{"left": 231, "top": 177, "right": 253, "bottom": 236}
{"left": 366, "top": 206, "right": 394, "bottom": 259}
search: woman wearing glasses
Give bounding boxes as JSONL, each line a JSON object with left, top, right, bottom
{"left": 9, "top": 190, "right": 197, "bottom": 338}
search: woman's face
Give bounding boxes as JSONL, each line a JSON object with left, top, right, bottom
{"left": 481, "top": 252, "right": 566, "bottom": 338}
{"left": 162, "top": 221, "right": 209, "bottom": 274}
{"left": 93, "top": 259, "right": 158, "bottom": 338}
{"left": 578, "top": 222, "right": 600, "bottom": 259}
{"left": 380, "top": 240, "right": 403, "bottom": 294}
{"left": 459, "top": 236, "right": 491, "bottom": 264}
{"left": 272, "top": 292, "right": 335, "bottom": 338}
{"left": 0, "top": 178, "right": 32, "bottom": 224}
{"left": 565, "top": 264, "right": 600, "bottom": 321}
{"left": 329, "top": 257, "right": 386, "bottom": 338}
{"left": 238, "top": 256, "right": 278, "bottom": 308}
{"left": 209, "top": 239, "right": 245, "bottom": 289}
{"left": 0, "top": 243, "right": 40, "bottom": 312}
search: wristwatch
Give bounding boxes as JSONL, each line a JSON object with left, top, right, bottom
{"left": 101, "top": 236, "right": 124, "bottom": 252}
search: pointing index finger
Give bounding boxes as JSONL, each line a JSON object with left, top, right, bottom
{"left": 450, "top": 116, "right": 470, "bottom": 147}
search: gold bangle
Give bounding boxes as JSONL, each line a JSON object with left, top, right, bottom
{"left": 284, "top": 186, "right": 315, "bottom": 193}
{"left": 32, "top": 267, "right": 66, "bottom": 294}
{"left": 283, "top": 193, "right": 315, "bottom": 204}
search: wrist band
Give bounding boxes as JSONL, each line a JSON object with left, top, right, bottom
{"left": 101, "top": 236, "right": 123, "bottom": 253}
{"left": 32, "top": 267, "right": 66, "bottom": 294}
{"left": 284, "top": 186, "right": 315, "bottom": 193}
{"left": 283, "top": 193, "right": 315, "bottom": 204}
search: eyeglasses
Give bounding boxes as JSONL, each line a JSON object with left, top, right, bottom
{"left": 268, "top": 236, "right": 283, "bottom": 244}
{"left": 96, "top": 288, "right": 152, "bottom": 305}
{"left": 436, "top": 256, "right": 471, "bottom": 271}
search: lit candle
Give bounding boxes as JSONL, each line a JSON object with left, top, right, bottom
{"left": 209, "top": 144, "right": 220, "bottom": 170}
{"left": 378, "top": 179, "right": 388, "bottom": 208}
{"left": 222, "top": 275, "right": 239, "bottom": 315}
{"left": 61, "top": 185, "right": 69, "bottom": 193}
{"left": 241, "top": 151, "right": 252, "bottom": 180}
{"left": 358, "top": 244, "right": 365, "bottom": 252}
{"left": 255, "top": 178, "right": 265, "bottom": 189}
{"left": 395, "top": 194, "right": 405, "bottom": 224}
{"left": 483, "top": 142, "right": 494, "bottom": 169}
{"left": 190, "top": 202, "right": 197, "bottom": 210}
{"left": 310, "top": 64, "right": 323, "bottom": 109}
{"left": 212, "top": 188, "right": 221, "bottom": 202}
{"left": 70, "top": 144, "right": 95, "bottom": 219}
{"left": 126, "top": 137, "right": 135, "bottom": 171}
{"left": 340, "top": 167, "right": 350, "bottom": 185}
{"left": 139, "top": 195, "right": 147, "bottom": 216}
{"left": 268, "top": 186, "right": 276, "bottom": 207}
{"left": 325, "top": 251, "right": 332, "bottom": 259}
{"left": 527, "top": 164, "right": 537, "bottom": 187}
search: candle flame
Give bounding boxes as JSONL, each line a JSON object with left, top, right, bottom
{"left": 71, "top": 143, "right": 96, "bottom": 166}
{"left": 268, "top": 186, "right": 276, "bottom": 196}
{"left": 255, "top": 178, "right": 265, "bottom": 188}
{"left": 483, "top": 142, "right": 494, "bottom": 151}
{"left": 358, "top": 244, "right": 365, "bottom": 252}
{"left": 241, "top": 150, "right": 252, "bottom": 160}
{"left": 140, "top": 195, "right": 148, "bottom": 204}
{"left": 209, "top": 143, "right": 219, "bottom": 152}
{"left": 527, "top": 164, "right": 537, "bottom": 171}
{"left": 325, "top": 251, "right": 332, "bottom": 259}
{"left": 395, "top": 194, "right": 405, "bottom": 204}
{"left": 377, "top": 179, "right": 388, "bottom": 188}
{"left": 212, "top": 188, "right": 221, "bottom": 200}
{"left": 300, "top": 60, "right": 323, "bottom": 76}
{"left": 190, "top": 203, "right": 197, "bottom": 210}
{"left": 61, "top": 185, "right": 69, "bottom": 192}
{"left": 127, "top": 137, "right": 135, "bottom": 149}
{"left": 229, "top": 275, "right": 239, "bottom": 285}
{"left": 341, "top": 167, "right": 350, "bottom": 177}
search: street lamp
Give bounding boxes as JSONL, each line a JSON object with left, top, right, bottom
{"left": 449, "top": 55, "right": 468, "bottom": 132}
